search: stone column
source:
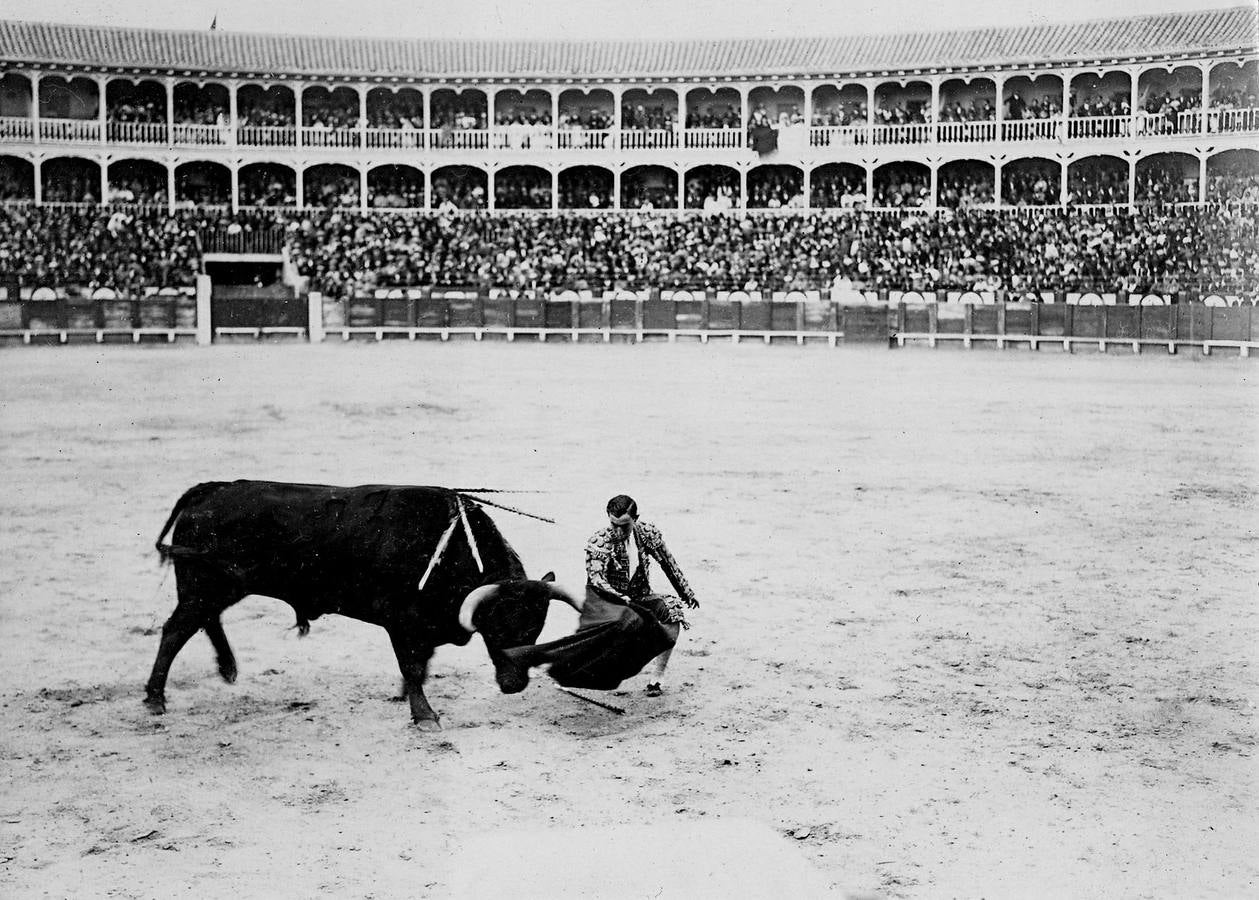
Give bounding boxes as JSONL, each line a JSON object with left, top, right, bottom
{"left": 929, "top": 162, "right": 938, "bottom": 209}
{"left": 96, "top": 75, "right": 108, "bottom": 144}
{"left": 1127, "top": 158, "right": 1136, "bottom": 209}
{"left": 360, "top": 165, "right": 368, "bottom": 211}
{"left": 230, "top": 162, "right": 239, "bottom": 212}
{"left": 1059, "top": 159, "right": 1069, "bottom": 205}
{"left": 358, "top": 84, "right": 368, "bottom": 149}
{"left": 228, "top": 81, "right": 238, "bottom": 146}
{"left": 930, "top": 76, "right": 941, "bottom": 142}
{"left": 165, "top": 78, "right": 175, "bottom": 144}
{"left": 1198, "top": 154, "right": 1207, "bottom": 202}
{"left": 33, "top": 157, "right": 42, "bottom": 204}
{"left": 31, "top": 72, "right": 41, "bottom": 144}
{"left": 167, "top": 162, "right": 176, "bottom": 213}
{"left": 295, "top": 164, "right": 304, "bottom": 210}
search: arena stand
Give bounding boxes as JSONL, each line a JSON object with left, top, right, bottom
{"left": 0, "top": 8, "right": 1256, "bottom": 351}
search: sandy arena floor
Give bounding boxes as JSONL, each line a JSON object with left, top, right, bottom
{"left": 0, "top": 341, "right": 1255, "bottom": 898}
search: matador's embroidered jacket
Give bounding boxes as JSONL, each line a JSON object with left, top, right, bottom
{"left": 585, "top": 520, "right": 698, "bottom": 607}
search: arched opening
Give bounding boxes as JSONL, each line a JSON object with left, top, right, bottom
{"left": 557, "top": 89, "right": 613, "bottom": 149}
{"left": 938, "top": 78, "right": 996, "bottom": 142}
{"left": 873, "top": 161, "right": 930, "bottom": 207}
{"left": 41, "top": 157, "right": 100, "bottom": 203}
{"left": 175, "top": 161, "right": 230, "bottom": 206}
{"left": 366, "top": 87, "right": 424, "bottom": 136}
{"left": 621, "top": 165, "right": 677, "bottom": 209}
{"left": 108, "top": 158, "right": 167, "bottom": 204}
{"left": 302, "top": 85, "right": 359, "bottom": 129}
{"left": 684, "top": 164, "right": 739, "bottom": 210}
{"left": 748, "top": 86, "right": 806, "bottom": 153}
{"left": 1206, "top": 148, "right": 1259, "bottom": 202}
{"left": 1137, "top": 66, "right": 1203, "bottom": 135}
{"left": 1135, "top": 153, "right": 1199, "bottom": 204}
{"left": 238, "top": 162, "right": 296, "bottom": 207}
{"left": 172, "top": 82, "right": 230, "bottom": 146}
{"left": 431, "top": 89, "right": 487, "bottom": 130}
{"left": 106, "top": 79, "right": 166, "bottom": 141}
{"left": 0, "top": 156, "right": 35, "bottom": 200}
{"left": 304, "top": 163, "right": 360, "bottom": 208}
{"left": 559, "top": 166, "right": 613, "bottom": 209}
{"left": 747, "top": 164, "right": 803, "bottom": 208}
{"left": 685, "top": 88, "right": 741, "bottom": 148}
{"left": 873, "top": 80, "right": 931, "bottom": 143}
{"left": 495, "top": 165, "right": 551, "bottom": 210}
{"left": 492, "top": 88, "right": 553, "bottom": 150}
{"left": 809, "top": 84, "right": 868, "bottom": 147}
{"left": 1002, "top": 75, "right": 1064, "bottom": 140}
{"left": 1069, "top": 71, "right": 1131, "bottom": 138}
{"left": 236, "top": 84, "right": 297, "bottom": 143}
{"left": 38, "top": 76, "right": 98, "bottom": 120}
{"left": 620, "top": 89, "right": 677, "bottom": 149}
{"left": 1002, "top": 158, "right": 1062, "bottom": 206}
{"left": 1067, "top": 156, "right": 1128, "bottom": 205}
{"left": 937, "top": 160, "right": 995, "bottom": 208}
{"left": 368, "top": 164, "right": 424, "bottom": 209}
{"left": 431, "top": 165, "right": 487, "bottom": 209}
{"left": 1, "top": 73, "right": 34, "bottom": 119}
{"left": 810, "top": 163, "right": 866, "bottom": 208}
{"left": 1207, "top": 60, "right": 1258, "bottom": 133}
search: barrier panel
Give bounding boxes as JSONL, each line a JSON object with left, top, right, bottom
{"left": 1038, "top": 304, "right": 1070, "bottom": 336}
{"left": 448, "top": 296, "right": 483, "bottom": 329}
{"left": 1005, "top": 303, "right": 1034, "bottom": 335}
{"left": 544, "top": 299, "right": 574, "bottom": 330}
{"left": 577, "top": 301, "right": 604, "bottom": 330}
{"left": 1211, "top": 306, "right": 1250, "bottom": 342}
{"left": 769, "top": 302, "right": 798, "bottom": 332}
{"left": 1140, "top": 305, "right": 1176, "bottom": 341}
{"left": 415, "top": 298, "right": 448, "bottom": 328}
{"left": 675, "top": 299, "right": 703, "bottom": 330}
{"left": 610, "top": 299, "right": 637, "bottom": 330}
{"left": 514, "top": 297, "right": 545, "bottom": 330}
{"left": 1072, "top": 306, "right": 1104, "bottom": 339}
{"left": 642, "top": 298, "right": 676, "bottom": 331}
{"left": 1178, "top": 303, "right": 1212, "bottom": 341}
{"left": 739, "top": 301, "right": 771, "bottom": 332}
{"left": 484, "top": 297, "right": 515, "bottom": 329}
{"left": 841, "top": 305, "right": 892, "bottom": 342}
{"left": 1106, "top": 305, "right": 1140, "bottom": 340}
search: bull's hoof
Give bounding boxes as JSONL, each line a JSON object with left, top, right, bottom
{"left": 143, "top": 694, "right": 166, "bottom": 715}
{"left": 411, "top": 717, "right": 442, "bottom": 732}
{"left": 218, "top": 663, "right": 238, "bottom": 684}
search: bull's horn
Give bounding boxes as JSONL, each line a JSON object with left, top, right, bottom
{"left": 458, "top": 584, "right": 499, "bottom": 633}
{"left": 546, "top": 583, "right": 584, "bottom": 613}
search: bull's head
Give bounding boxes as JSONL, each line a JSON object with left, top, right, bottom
{"left": 458, "top": 573, "right": 581, "bottom": 693}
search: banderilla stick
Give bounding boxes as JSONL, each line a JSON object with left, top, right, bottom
{"left": 555, "top": 685, "right": 625, "bottom": 715}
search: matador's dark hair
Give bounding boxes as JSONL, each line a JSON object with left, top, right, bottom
{"left": 606, "top": 494, "right": 638, "bottom": 518}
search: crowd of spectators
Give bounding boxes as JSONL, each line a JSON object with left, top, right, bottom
{"left": 3, "top": 203, "right": 1255, "bottom": 297}
{"left": 622, "top": 105, "right": 675, "bottom": 131}
{"left": 874, "top": 102, "right": 930, "bottom": 126}
{"left": 1139, "top": 89, "right": 1201, "bottom": 134}
{"left": 746, "top": 171, "right": 804, "bottom": 208}
{"left": 1003, "top": 164, "right": 1059, "bottom": 206}
{"left": 431, "top": 98, "right": 486, "bottom": 130}
{"left": 811, "top": 172, "right": 867, "bottom": 208}
{"left": 685, "top": 170, "right": 739, "bottom": 210}
{"left": 1071, "top": 93, "right": 1130, "bottom": 118}
{"left": 107, "top": 98, "right": 164, "bottom": 124}
{"left": 937, "top": 170, "right": 995, "bottom": 208}
{"left": 559, "top": 171, "right": 613, "bottom": 209}
{"left": 173, "top": 93, "right": 229, "bottom": 127}
{"left": 686, "top": 105, "right": 741, "bottom": 128}
{"left": 873, "top": 166, "right": 931, "bottom": 207}
{"left": 238, "top": 95, "right": 295, "bottom": 128}
{"left": 1207, "top": 171, "right": 1259, "bottom": 203}
{"left": 1006, "top": 93, "right": 1062, "bottom": 120}
{"left": 302, "top": 97, "right": 359, "bottom": 130}
{"left": 106, "top": 176, "right": 166, "bottom": 205}
{"left": 558, "top": 108, "right": 611, "bottom": 130}
{"left": 493, "top": 171, "right": 551, "bottom": 209}
{"left": 811, "top": 102, "right": 868, "bottom": 127}
{"left": 366, "top": 94, "right": 424, "bottom": 130}
{"left": 939, "top": 99, "right": 996, "bottom": 123}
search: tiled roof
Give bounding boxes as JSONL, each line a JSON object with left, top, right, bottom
{"left": 0, "top": 6, "right": 1255, "bottom": 80}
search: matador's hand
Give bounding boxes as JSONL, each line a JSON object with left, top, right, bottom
{"left": 685, "top": 597, "right": 700, "bottom": 609}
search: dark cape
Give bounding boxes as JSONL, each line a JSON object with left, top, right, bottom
{"left": 502, "top": 587, "right": 678, "bottom": 691}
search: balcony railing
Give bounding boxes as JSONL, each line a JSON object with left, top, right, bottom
{"left": 1211, "top": 107, "right": 1259, "bottom": 133}
{"left": 936, "top": 121, "right": 997, "bottom": 143}
{"left": 809, "top": 125, "right": 868, "bottom": 147}
{"left": 237, "top": 125, "right": 297, "bottom": 147}
{"left": 107, "top": 121, "right": 168, "bottom": 144}
{"left": 429, "top": 129, "right": 490, "bottom": 151}
{"left": 620, "top": 129, "right": 679, "bottom": 150}
{"left": 556, "top": 129, "right": 612, "bottom": 150}
{"left": 1001, "top": 119, "right": 1063, "bottom": 142}
{"left": 684, "top": 128, "right": 743, "bottom": 150}
{"left": 300, "top": 127, "right": 361, "bottom": 149}
{"left": 172, "top": 123, "right": 232, "bottom": 146}
{"left": 490, "top": 129, "right": 555, "bottom": 150}
{"left": 365, "top": 128, "right": 426, "bottom": 150}
{"left": 0, "top": 116, "right": 34, "bottom": 141}
{"left": 39, "top": 118, "right": 101, "bottom": 143}
{"left": 872, "top": 123, "right": 932, "bottom": 145}
{"left": 1067, "top": 116, "right": 1133, "bottom": 140}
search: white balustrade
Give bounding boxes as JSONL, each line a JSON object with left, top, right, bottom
{"left": 172, "top": 123, "right": 232, "bottom": 146}
{"left": 429, "top": 129, "right": 490, "bottom": 151}
{"left": 1067, "top": 116, "right": 1132, "bottom": 140}
{"left": 557, "top": 129, "right": 612, "bottom": 150}
{"left": 808, "top": 125, "right": 868, "bottom": 147}
{"left": 39, "top": 118, "right": 101, "bottom": 143}
{"left": 236, "top": 125, "right": 297, "bottom": 146}
{"left": 365, "top": 128, "right": 426, "bottom": 150}
{"left": 684, "top": 128, "right": 743, "bottom": 150}
{"left": 490, "top": 128, "right": 555, "bottom": 150}
{"left": 620, "top": 129, "right": 679, "bottom": 150}
{"left": 1211, "top": 107, "right": 1259, "bottom": 133}
{"left": 1000, "top": 119, "right": 1062, "bottom": 142}
{"left": 106, "top": 121, "right": 168, "bottom": 144}
{"left": 0, "top": 116, "right": 34, "bottom": 141}
{"left": 871, "top": 123, "right": 932, "bottom": 145}
{"left": 936, "top": 121, "right": 997, "bottom": 143}
{"left": 300, "top": 127, "right": 361, "bottom": 149}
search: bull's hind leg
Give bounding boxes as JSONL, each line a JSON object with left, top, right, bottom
{"left": 386, "top": 628, "right": 440, "bottom": 729}
{"left": 144, "top": 563, "right": 241, "bottom": 714}
{"left": 203, "top": 617, "right": 237, "bottom": 684}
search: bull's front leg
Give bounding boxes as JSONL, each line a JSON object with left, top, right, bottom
{"left": 386, "top": 628, "right": 440, "bottom": 730}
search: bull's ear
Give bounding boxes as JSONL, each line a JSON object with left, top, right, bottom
{"left": 541, "top": 571, "right": 555, "bottom": 583}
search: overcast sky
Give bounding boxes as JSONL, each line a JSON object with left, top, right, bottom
{"left": 0, "top": 0, "right": 1243, "bottom": 41}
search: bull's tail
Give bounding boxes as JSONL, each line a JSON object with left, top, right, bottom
{"left": 155, "top": 482, "right": 226, "bottom": 563}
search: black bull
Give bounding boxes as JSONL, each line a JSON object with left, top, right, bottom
{"left": 144, "top": 481, "right": 578, "bottom": 727}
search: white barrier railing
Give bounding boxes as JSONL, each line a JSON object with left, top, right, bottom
{"left": 429, "top": 129, "right": 490, "bottom": 151}
{"left": 620, "top": 129, "right": 678, "bottom": 150}
{"left": 684, "top": 128, "right": 743, "bottom": 150}
{"left": 172, "top": 123, "right": 232, "bottom": 146}
{"left": 490, "top": 129, "right": 555, "bottom": 150}
{"left": 1068, "top": 116, "right": 1132, "bottom": 139}
{"left": 1209, "top": 107, "right": 1259, "bottom": 133}
{"left": 0, "top": 116, "right": 34, "bottom": 141}
{"left": 557, "top": 129, "right": 612, "bottom": 151}
{"left": 237, "top": 126, "right": 297, "bottom": 146}
{"left": 1001, "top": 119, "right": 1062, "bottom": 142}
{"left": 39, "top": 118, "right": 100, "bottom": 143}
{"left": 106, "top": 121, "right": 168, "bottom": 144}
{"left": 871, "top": 123, "right": 932, "bottom": 145}
{"left": 301, "top": 127, "right": 361, "bottom": 149}
{"left": 365, "top": 128, "right": 426, "bottom": 150}
{"left": 809, "top": 125, "right": 867, "bottom": 147}
{"left": 936, "top": 121, "right": 997, "bottom": 143}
